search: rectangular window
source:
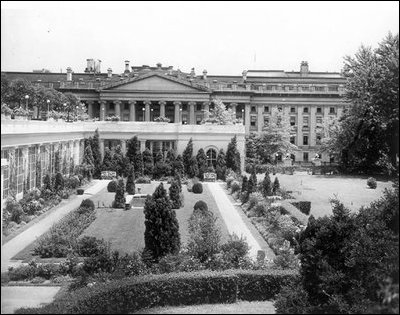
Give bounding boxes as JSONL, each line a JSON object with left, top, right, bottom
{"left": 251, "top": 106, "right": 256, "bottom": 112}
{"left": 277, "top": 106, "right": 282, "bottom": 112}
{"left": 196, "top": 104, "right": 202, "bottom": 111}
{"left": 109, "top": 103, "right": 115, "bottom": 110}
{"left": 290, "top": 136, "right": 295, "bottom": 144}
{"left": 330, "top": 107, "right": 335, "bottom": 114}
{"left": 124, "top": 103, "right": 129, "bottom": 110}
{"left": 29, "top": 147, "right": 37, "bottom": 190}
{"left": 182, "top": 114, "right": 188, "bottom": 125}
{"left": 303, "top": 107, "right": 309, "bottom": 113}
{"left": 264, "top": 106, "right": 269, "bottom": 113}
{"left": 290, "top": 116, "right": 296, "bottom": 126}
{"left": 250, "top": 116, "right": 257, "bottom": 126}
{"left": 16, "top": 149, "right": 24, "bottom": 195}
{"left": 1, "top": 149, "right": 9, "bottom": 199}
{"left": 317, "top": 107, "right": 322, "bottom": 113}
{"left": 316, "top": 135, "right": 322, "bottom": 145}
{"left": 303, "top": 116, "right": 309, "bottom": 127}
{"left": 196, "top": 115, "right": 202, "bottom": 125}
{"left": 303, "top": 135, "right": 308, "bottom": 145}
{"left": 290, "top": 107, "right": 296, "bottom": 113}
{"left": 264, "top": 116, "right": 269, "bottom": 126}
{"left": 316, "top": 116, "right": 323, "bottom": 124}
{"left": 303, "top": 152, "right": 309, "bottom": 161}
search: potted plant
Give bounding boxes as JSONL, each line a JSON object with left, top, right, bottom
{"left": 105, "top": 114, "right": 120, "bottom": 122}
{"left": 13, "top": 107, "right": 29, "bottom": 120}
{"left": 1, "top": 104, "right": 13, "bottom": 119}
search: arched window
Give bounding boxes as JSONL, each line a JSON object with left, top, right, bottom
{"left": 206, "top": 148, "right": 217, "bottom": 169}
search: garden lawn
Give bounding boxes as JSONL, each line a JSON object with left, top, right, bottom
{"left": 256, "top": 173, "right": 394, "bottom": 218}
{"left": 132, "top": 300, "right": 275, "bottom": 314}
{"left": 81, "top": 181, "right": 230, "bottom": 254}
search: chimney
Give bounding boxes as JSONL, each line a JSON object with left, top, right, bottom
{"left": 85, "top": 58, "right": 94, "bottom": 73}
{"left": 300, "top": 61, "right": 309, "bottom": 76}
{"left": 107, "top": 68, "right": 113, "bottom": 78}
{"left": 66, "top": 67, "right": 72, "bottom": 81}
{"left": 124, "top": 60, "right": 130, "bottom": 73}
{"left": 242, "top": 70, "right": 247, "bottom": 81}
{"left": 202, "top": 69, "right": 207, "bottom": 80}
{"left": 94, "top": 60, "right": 101, "bottom": 73}
{"left": 156, "top": 62, "right": 162, "bottom": 70}
{"left": 190, "top": 67, "right": 195, "bottom": 78}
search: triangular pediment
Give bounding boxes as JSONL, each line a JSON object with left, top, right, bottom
{"left": 100, "top": 72, "right": 209, "bottom": 92}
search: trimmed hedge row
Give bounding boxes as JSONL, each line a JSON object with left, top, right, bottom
{"left": 290, "top": 201, "right": 311, "bottom": 215}
{"left": 16, "top": 269, "right": 298, "bottom": 314}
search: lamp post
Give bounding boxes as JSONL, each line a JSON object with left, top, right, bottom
{"left": 75, "top": 105, "right": 79, "bottom": 121}
{"left": 46, "top": 99, "right": 50, "bottom": 120}
{"left": 150, "top": 108, "right": 154, "bottom": 121}
{"left": 64, "top": 103, "right": 70, "bottom": 122}
{"left": 180, "top": 108, "right": 183, "bottom": 124}
{"left": 101, "top": 107, "right": 105, "bottom": 121}
{"left": 142, "top": 107, "right": 145, "bottom": 121}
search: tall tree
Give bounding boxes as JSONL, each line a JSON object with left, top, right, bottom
{"left": 82, "top": 141, "right": 94, "bottom": 179}
{"left": 165, "top": 149, "right": 176, "bottom": 176}
{"left": 169, "top": 180, "right": 182, "bottom": 209}
{"left": 126, "top": 136, "right": 140, "bottom": 165}
{"left": 226, "top": 135, "right": 241, "bottom": 172}
{"left": 182, "top": 138, "right": 193, "bottom": 176}
{"left": 113, "top": 145, "right": 125, "bottom": 177}
{"left": 134, "top": 152, "right": 144, "bottom": 178}
{"left": 142, "top": 148, "right": 154, "bottom": 177}
{"left": 260, "top": 171, "right": 272, "bottom": 197}
{"left": 144, "top": 183, "right": 181, "bottom": 261}
{"left": 322, "top": 33, "right": 399, "bottom": 174}
{"left": 91, "top": 129, "right": 102, "bottom": 179}
{"left": 196, "top": 148, "right": 208, "bottom": 180}
{"left": 173, "top": 154, "right": 185, "bottom": 177}
{"left": 202, "top": 98, "right": 238, "bottom": 125}
{"left": 114, "top": 178, "right": 126, "bottom": 208}
{"left": 125, "top": 164, "right": 136, "bottom": 195}
{"left": 216, "top": 149, "right": 227, "bottom": 180}
{"left": 188, "top": 156, "right": 199, "bottom": 178}
{"left": 101, "top": 147, "right": 115, "bottom": 172}
{"left": 257, "top": 107, "right": 298, "bottom": 163}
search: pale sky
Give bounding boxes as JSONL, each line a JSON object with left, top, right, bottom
{"left": 1, "top": 1, "right": 399, "bottom": 75}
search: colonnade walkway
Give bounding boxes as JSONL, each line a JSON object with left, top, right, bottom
{"left": 1, "top": 180, "right": 110, "bottom": 273}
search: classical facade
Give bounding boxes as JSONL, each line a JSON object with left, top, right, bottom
{"left": 2, "top": 59, "right": 346, "bottom": 164}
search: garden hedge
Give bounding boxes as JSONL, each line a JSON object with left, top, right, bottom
{"left": 15, "top": 269, "right": 298, "bottom": 314}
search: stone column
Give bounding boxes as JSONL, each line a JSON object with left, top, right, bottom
{"left": 174, "top": 101, "right": 181, "bottom": 123}
{"left": 140, "top": 140, "right": 146, "bottom": 152}
{"left": 114, "top": 100, "right": 121, "bottom": 118}
{"left": 203, "top": 101, "right": 210, "bottom": 119}
{"left": 129, "top": 100, "right": 136, "bottom": 121}
{"left": 297, "top": 105, "right": 303, "bottom": 147}
{"left": 100, "top": 101, "right": 107, "bottom": 121}
{"left": 310, "top": 106, "right": 316, "bottom": 146}
{"left": 144, "top": 101, "right": 151, "bottom": 122}
{"left": 159, "top": 101, "right": 166, "bottom": 118}
{"left": 244, "top": 103, "right": 250, "bottom": 134}
{"left": 230, "top": 103, "right": 237, "bottom": 118}
{"left": 121, "top": 139, "right": 127, "bottom": 154}
{"left": 257, "top": 104, "right": 264, "bottom": 133}
{"left": 87, "top": 101, "right": 94, "bottom": 119}
{"left": 99, "top": 139, "right": 105, "bottom": 160}
{"left": 188, "top": 101, "right": 196, "bottom": 125}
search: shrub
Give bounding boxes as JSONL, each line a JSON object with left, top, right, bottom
{"left": 34, "top": 205, "right": 96, "bottom": 258}
{"left": 169, "top": 180, "right": 182, "bottom": 209}
{"left": 113, "top": 179, "right": 126, "bottom": 208}
{"left": 220, "top": 234, "right": 250, "bottom": 268}
{"left": 24, "top": 200, "right": 42, "bottom": 215}
{"left": 192, "top": 182, "right": 203, "bottom": 194}
{"left": 253, "top": 202, "right": 267, "bottom": 217}
{"left": 80, "top": 199, "right": 95, "bottom": 211}
{"left": 187, "top": 209, "right": 221, "bottom": 262}
{"left": 76, "top": 188, "right": 84, "bottom": 195}
{"left": 54, "top": 172, "right": 65, "bottom": 192}
{"left": 58, "top": 189, "right": 70, "bottom": 199}
{"left": 135, "top": 176, "right": 151, "bottom": 184}
{"left": 194, "top": 200, "right": 208, "bottom": 212}
{"left": 367, "top": 177, "right": 377, "bottom": 189}
{"left": 291, "top": 201, "right": 311, "bottom": 215}
{"left": 156, "top": 253, "right": 204, "bottom": 273}
{"left": 112, "top": 252, "right": 148, "bottom": 278}
{"left": 226, "top": 176, "right": 235, "bottom": 189}
{"left": 6, "top": 198, "right": 24, "bottom": 224}
{"left": 107, "top": 180, "right": 117, "bottom": 192}
{"left": 230, "top": 180, "right": 241, "bottom": 194}
{"left": 77, "top": 236, "right": 107, "bottom": 257}
{"left": 247, "top": 192, "right": 264, "bottom": 210}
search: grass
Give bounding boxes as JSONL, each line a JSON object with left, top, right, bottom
{"left": 256, "top": 173, "right": 394, "bottom": 218}
{"left": 132, "top": 300, "right": 276, "bottom": 314}
{"left": 81, "top": 181, "right": 231, "bottom": 254}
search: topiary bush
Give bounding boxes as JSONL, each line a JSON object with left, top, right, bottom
{"left": 230, "top": 180, "right": 241, "bottom": 195}
{"left": 193, "top": 200, "right": 208, "bottom": 212}
{"left": 192, "top": 182, "right": 203, "bottom": 194}
{"left": 107, "top": 180, "right": 117, "bottom": 192}
{"left": 76, "top": 188, "right": 84, "bottom": 195}
{"left": 367, "top": 177, "right": 377, "bottom": 189}
{"left": 80, "top": 199, "right": 95, "bottom": 211}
